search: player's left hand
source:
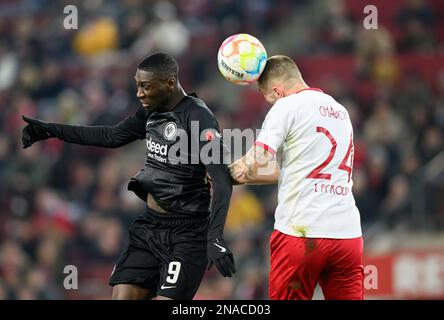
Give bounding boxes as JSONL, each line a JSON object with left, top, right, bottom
{"left": 207, "top": 238, "right": 236, "bottom": 277}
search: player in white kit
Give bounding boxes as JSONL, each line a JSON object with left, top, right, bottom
{"left": 230, "top": 55, "right": 363, "bottom": 300}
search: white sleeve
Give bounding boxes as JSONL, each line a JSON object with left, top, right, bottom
{"left": 255, "top": 101, "right": 292, "bottom": 154}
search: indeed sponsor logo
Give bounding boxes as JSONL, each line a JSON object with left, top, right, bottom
{"left": 146, "top": 137, "right": 168, "bottom": 156}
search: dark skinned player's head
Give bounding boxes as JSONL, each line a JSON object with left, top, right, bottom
{"left": 135, "top": 52, "right": 179, "bottom": 109}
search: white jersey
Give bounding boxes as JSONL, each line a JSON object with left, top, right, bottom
{"left": 256, "top": 88, "right": 362, "bottom": 239}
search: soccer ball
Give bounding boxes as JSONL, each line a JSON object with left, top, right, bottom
{"left": 217, "top": 33, "right": 267, "bottom": 85}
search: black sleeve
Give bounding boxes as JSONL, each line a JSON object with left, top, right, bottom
{"left": 205, "top": 163, "right": 233, "bottom": 239}
{"left": 189, "top": 107, "right": 232, "bottom": 240}
{"left": 50, "top": 107, "right": 147, "bottom": 148}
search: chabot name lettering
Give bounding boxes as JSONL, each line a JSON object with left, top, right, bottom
{"left": 319, "top": 105, "right": 347, "bottom": 120}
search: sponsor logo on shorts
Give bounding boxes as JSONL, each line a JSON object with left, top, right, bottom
{"left": 161, "top": 284, "right": 176, "bottom": 290}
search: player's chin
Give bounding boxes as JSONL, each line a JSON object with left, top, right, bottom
{"left": 141, "top": 102, "right": 152, "bottom": 109}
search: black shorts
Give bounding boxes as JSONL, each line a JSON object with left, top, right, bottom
{"left": 109, "top": 206, "right": 209, "bottom": 300}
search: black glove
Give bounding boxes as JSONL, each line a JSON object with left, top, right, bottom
{"left": 207, "top": 238, "right": 236, "bottom": 277}
{"left": 22, "top": 115, "right": 56, "bottom": 148}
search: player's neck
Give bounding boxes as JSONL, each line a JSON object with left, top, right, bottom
{"left": 285, "top": 82, "right": 309, "bottom": 96}
{"left": 160, "top": 86, "right": 187, "bottom": 112}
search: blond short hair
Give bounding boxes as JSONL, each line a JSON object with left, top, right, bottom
{"left": 258, "top": 55, "right": 303, "bottom": 90}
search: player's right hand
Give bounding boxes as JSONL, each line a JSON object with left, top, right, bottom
{"left": 22, "top": 115, "right": 55, "bottom": 148}
{"left": 229, "top": 162, "right": 248, "bottom": 185}
{"left": 207, "top": 238, "right": 236, "bottom": 277}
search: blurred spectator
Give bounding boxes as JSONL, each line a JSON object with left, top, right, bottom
{"left": 364, "top": 100, "right": 405, "bottom": 147}
{"left": 225, "top": 187, "right": 265, "bottom": 235}
{"left": 397, "top": 0, "right": 437, "bottom": 52}
{"left": 320, "top": 0, "right": 356, "bottom": 53}
{"left": 416, "top": 126, "right": 443, "bottom": 163}
{"left": 131, "top": 1, "right": 190, "bottom": 58}
{"left": 355, "top": 27, "right": 397, "bottom": 81}
{"left": 73, "top": 17, "right": 119, "bottom": 57}
{"left": 353, "top": 168, "right": 379, "bottom": 224}
{"left": 434, "top": 69, "right": 444, "bottom": 128}
{"left": 399, "top": 18, "right": 437, "bottom": 53}
{"left": 393, "top": 71, "right": 433, "bottom": 118}
{"left": 380, "top": 175, "right": 412, "bottom": 229}
{"left": 397, "top": 0, "right": 436, "bottom": 28}
{"left": 0, "top": 42, "right": 18, "bottom": 90}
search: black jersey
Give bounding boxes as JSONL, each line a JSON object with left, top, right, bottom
{"left": 128, "top": 95, "right": 227, "bottom": 217}
{"left": 49, "top": 94, "right": 232, "bottom": 239}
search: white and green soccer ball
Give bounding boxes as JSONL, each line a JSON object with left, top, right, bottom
{"left": 217, "top": 33, "right": 267, "bottom": 85}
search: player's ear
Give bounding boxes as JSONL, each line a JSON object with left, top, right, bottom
{"left": 167, "top": 77, "right": 176, "bottom": 89}
{"left": 272, "top": 86, "right": 284, "bottom": 99}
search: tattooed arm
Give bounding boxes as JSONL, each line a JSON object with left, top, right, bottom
{"left": 229, "top": 145, "right": 280, "bottom": 185}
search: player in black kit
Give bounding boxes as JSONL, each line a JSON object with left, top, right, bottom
{"left": 21, "top": 53, "right": 235, "bottom": 300}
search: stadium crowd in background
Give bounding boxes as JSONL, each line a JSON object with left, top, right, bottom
{"left": 0, "top": 0, "right": 443, "bottom": 299}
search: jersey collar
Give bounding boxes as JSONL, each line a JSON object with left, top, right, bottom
{"left": 294, "top": 88, "right": 323, "bottom": 95}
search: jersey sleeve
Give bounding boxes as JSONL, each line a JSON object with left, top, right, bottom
{"left": 255, "top": 101, "right": 292, "bottom": 154}
{"left": 188, "top": 106, "right": 232, "bottom": 240}
{"left": 51, "top": 106, "right": 147, "bottom": 148}
{"left": 187, "top": 106, "right": 230, "bottom": 163}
